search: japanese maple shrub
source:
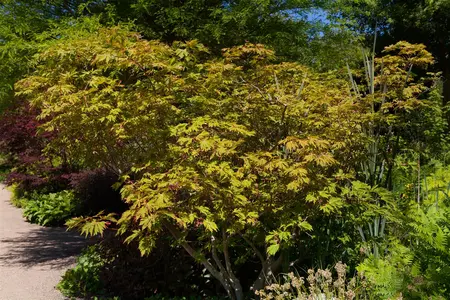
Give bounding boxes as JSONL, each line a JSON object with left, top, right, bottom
{"left": 16, "top": 26, "right": 430, "bottom": 299}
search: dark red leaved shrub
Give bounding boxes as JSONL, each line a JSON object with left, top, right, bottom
{"left": 0, "top": 102, "right": 72, "bottom": 193}
{"left": 0, "top": 102, "right": 43, "bottom": 158}
{"left": 67, "top": 169, "right": 127, "bottom": 215}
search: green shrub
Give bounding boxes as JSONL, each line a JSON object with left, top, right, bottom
{"left": 8, "top": 183, "right": 28, "bottom": 208}
{"left": 23, "top": 190, "right": 79, "bottom": 226}
{"left": 0, "top": 153, "right": 9, "bottom": 172}
{"left": 0, "top": 164, "right": 9, "bottom": 182}
{"left": 57, "top": 245, "right": 107, "bottom": 298}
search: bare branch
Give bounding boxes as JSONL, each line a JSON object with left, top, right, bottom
{"left": 211, "top": 234, "right": 228, "bottom": 277}
{"left": 162, "top": 221, "right": 226, "bottom": 286}
{"left": 297, "top": 73, "right": 307, "bottom": 99}
{"left": 240, "top": 233, "right": 265, "bottom": 265}
{"left": 222, "top": 229, "right": 233, "bottom": 274}
{"left": 222, "top": 229, "right": 243, "bottom": 296}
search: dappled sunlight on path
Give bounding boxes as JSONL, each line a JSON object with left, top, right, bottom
{"left": 0, "top": 184, "right": 87, "bottom": 299}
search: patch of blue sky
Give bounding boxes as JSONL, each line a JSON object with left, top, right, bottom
{"left": 285, "top": 7, "right": 330, "bottom": 24}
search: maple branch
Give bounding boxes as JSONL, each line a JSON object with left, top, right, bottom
{"left": 211, "top": 234, "right": 229, "bottom": 279}
{"left": 240, "top": 233, "right": 265, "bottom": 265}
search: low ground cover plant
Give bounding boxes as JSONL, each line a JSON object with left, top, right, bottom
{"left": 22, "top": 190, "right": 79, "bottom": 226}
{"left": 57, "top": 245, "right": 107, "bottom": 298}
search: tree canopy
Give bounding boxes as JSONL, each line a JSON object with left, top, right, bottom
{"left": 2, "top": 1, "right": 450, "bottom": 299}
{"left": 330, "top": 0, "right": 450, "bottom": 105}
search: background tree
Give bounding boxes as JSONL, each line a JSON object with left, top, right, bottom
{"left": 329, "top": 0, "right": 450, "bottom": 107}
{"left": 0, "top": 0, "right": 358, "bottom": 109}
{"left": 108, "top": 0, "right": 323, "bottom": 59}
{"left": 0, "top": 0, "right": 100, "bottom": 109}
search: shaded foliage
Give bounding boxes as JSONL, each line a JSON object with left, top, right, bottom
{"left": 67, "top": 169, "right": 127, "bottom": 215}
{"left": 57, "top": 244, "right": 107, "bottom": 298}
{"left": 106, "top": 0, "right": 328, "bottom": 60}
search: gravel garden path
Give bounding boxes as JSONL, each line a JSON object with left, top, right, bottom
{"left": 0, "top": 184, "right": 87, "bottom": 300}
